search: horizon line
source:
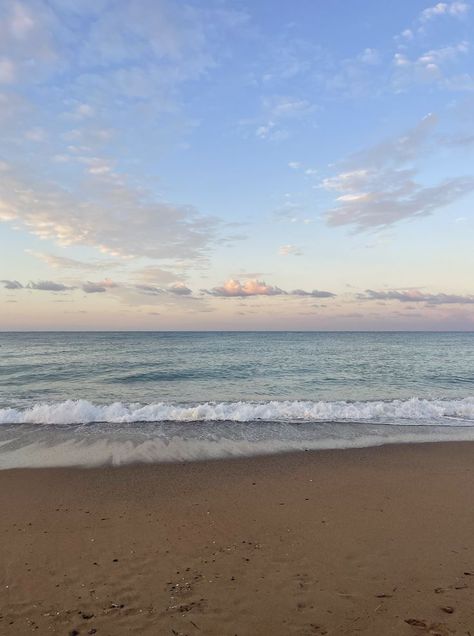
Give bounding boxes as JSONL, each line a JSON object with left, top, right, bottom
{"left": 1, "top": 329, "right": 474, "bottom": 334}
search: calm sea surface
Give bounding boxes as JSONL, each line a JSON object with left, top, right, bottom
{"left": 1, "top": 332, "right": 474, "bottom": 467}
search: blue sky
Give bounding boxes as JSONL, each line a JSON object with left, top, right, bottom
{"left": 1, "top": 0, "right": 474, "bottom": 329}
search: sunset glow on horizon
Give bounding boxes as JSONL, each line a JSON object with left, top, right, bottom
{"left": 1, "top": 0, "right": 474, "bottom": 330}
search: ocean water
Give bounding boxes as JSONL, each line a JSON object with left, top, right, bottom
{"left": 1, "top": 331, "right": 474, "bottom": 468}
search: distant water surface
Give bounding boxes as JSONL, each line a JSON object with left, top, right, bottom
{"left": 0, "top": 331, "right": 473, "bottom": 468}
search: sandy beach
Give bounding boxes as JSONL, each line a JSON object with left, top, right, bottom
{"left": 1, "top": 442, "right": 474, "bottom": 635}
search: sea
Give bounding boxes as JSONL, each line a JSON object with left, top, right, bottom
{"left": 1, "top": 331, "right": 474, "bottom": 468}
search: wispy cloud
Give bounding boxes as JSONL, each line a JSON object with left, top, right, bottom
{"left": 255, "top": 95, "right": 315, "bottom": 141}
{"left": 392, "top": 41, "right": 471, "bottom": 91}
{"left": 322, "top": 114, "right": 474, "bottom": 230}
{"left": 0, "top": 161, "right": 219, "bottom": 261}
{"left": 133, "top": 265, "right": 185, "bottom": 285}
{"left": 2, "top": 276, "right": 197, "bottom": 309}
{"left": 133, "top": 284, "right": 164, "bottom": 295}
{"left": 0, "top": 57, "right": 16, "bottom": 84}
{"left": 27, "top": 280, "right": 74, "bottom": 292}
{"left": 395, "top": 2, "right": 470, "bottom": 45}
{"left": 128, "top": 282, "right": 192, "bottom": 297}
{"left": 359, "top": 289, "right": 474, "bottom": 304}
{"left": 0, "top": 0, "right": 246, "bottom": 272}
{"left": 1, "top": 279, "right": 23, "bottom": 289}
{"left": 28, "top": 251, "right": 123, "bottom": 271}
{"left": 273, "top": 199, "right": 312, "bottom": 224}
{"left": 325, "top": 47, "right": 383, "bottom": 98}
{"left": 291, "top": 289, "right": 337, "bottom": 298}
{"left": 0, "top": 0, "right": 248, "bottom": 97}
{"left": 278, "top": 244, "right": 302, "bottom": 256}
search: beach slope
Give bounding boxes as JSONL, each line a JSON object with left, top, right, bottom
{"left": 1, "top": 443, "right": 474, "bottom": 635}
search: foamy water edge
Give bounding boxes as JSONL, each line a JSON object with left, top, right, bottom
{"left": 2, "top": 397, "right": 474, "bottom": 424}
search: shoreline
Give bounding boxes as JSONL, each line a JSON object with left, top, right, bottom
{"left": 1, "top": 436, "right": 474, "bottom": 471}
{"left": 2, "top": 442, "right": 474, "bottom": 634}
{"left": 3, "top": 425, "right": 474, "bottom": 470}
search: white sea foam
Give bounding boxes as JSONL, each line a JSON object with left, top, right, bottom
{"left": 1, "top": 397, "right": 474, "bottom": 425}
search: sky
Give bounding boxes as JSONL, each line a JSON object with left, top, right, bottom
{"left": 1, "top": 0, "right": 474, "bottom": 330}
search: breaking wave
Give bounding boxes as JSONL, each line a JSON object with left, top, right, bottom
{"left": 1, "top": 397, "right": 474, "bottom": 425}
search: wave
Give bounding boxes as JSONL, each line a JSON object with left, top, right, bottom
{"left": 1, "top": 397, "right": 474, "bottom": 425}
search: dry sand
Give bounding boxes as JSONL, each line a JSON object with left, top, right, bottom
{"left": 1, "top": 442, "right": 474, "bottom": 635}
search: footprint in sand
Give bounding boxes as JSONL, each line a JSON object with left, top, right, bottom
{"left": 298, "top": 623, "right": 328, "bottom": 635}
{"left": 405, "top": 618, "right": 453, "bottom": 636}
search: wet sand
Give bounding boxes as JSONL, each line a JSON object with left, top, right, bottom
{"left": 1, "top": 442, "right": 474, "bottom": 635}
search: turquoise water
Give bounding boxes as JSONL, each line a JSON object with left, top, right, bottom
{"left": 0, "top": 332, "right": 474, "bottom": 467}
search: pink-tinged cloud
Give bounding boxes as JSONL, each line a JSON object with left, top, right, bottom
{"left": 203, "top": 279, "right": 337, "bottom": 299}
{"left": 204, "top": 279, "right": 285, "bottom": 297}
{"left": 98, "top": 278, "right": 119, "bottom": 288}
{"left": 82, "top": 278, "right": 119, "bottom": 293}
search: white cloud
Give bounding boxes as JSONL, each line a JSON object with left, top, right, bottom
{"left": 421, "top": 2, "right": 469, "bottom": 21}
{"left": 278, "top": 244, "right": 302, "bottom": 256}
{"left": 79, "top": 156, "right": 114, "bottom": 175}
{"left": 255, "top": 96, "right": 314, "bottom": 141}
{"left": 0, "top": 2, "right": 248, "bottom": 274}
{"left": 358, "top": 48, "right": 380, "bottom": 65}
{"left": 393, "top": 41, "right": 470, "bottom": 90}
{"left": 322, "top": 169, "right": 371, "bottom": 192}
{"left": 0, "top": 161, "right": 219, "bottom": 261}
{"left": 400, "top": 29, "right": 414, "bottom": 41}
